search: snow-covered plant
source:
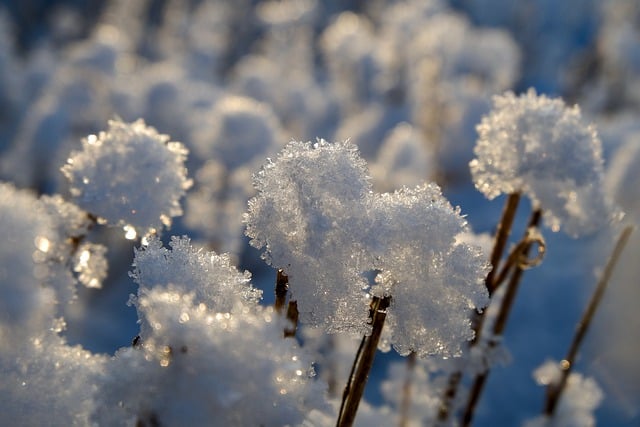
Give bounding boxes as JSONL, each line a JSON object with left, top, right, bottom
{"left": 470, "top": 89, "right": 617, "bottom": 236}
{"left": 245, "top": 138, "right": 489, "bottom": 424}
{"left": 131, "top": 235, "right": 262, "bottom": 315}
{"left": 525, "top": 360, "right": 603, "bottom": 427}
{"left": 369, "top": 183, "right": 489, "bottom": 358}
{"left": 245, "top": 139, "right": 488, "bottom": 350}
{"left": 245, "top": 139, "right": 373, "bottom": 335}
{"left": 94, "top": 287, "right": 326, "bottom": 426}
{"left": 62, "top": 119, "right": 192, "bottom": 238}
{"left": 369, "top": 122, "right": 436, "bottom": 192}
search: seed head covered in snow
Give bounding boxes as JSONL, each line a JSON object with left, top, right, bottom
{"left": 524, "top": 360, "right": 604, "bottom": 427}
{"left": 244, "top": 139, "right": 373, "bottom": 334}
{"left": 191, "top": 95, "right": 283, "bottom": 169}
{"left": 62, "top": 119, "right": 192, "bottom": 238}
{"left": 131, "top": 235, "right": 262, "bottom": 317}
{"left": 245, "top": 140, "right": 489, "bottom": 354}
{"left": 470, "top": 89, "right": 616, "bottom": 236}
{"left": 369, "top": 183, "right": 489, "bottom": 357}
{"left": 94, "top": 287, "right": 326, "bottom": 426}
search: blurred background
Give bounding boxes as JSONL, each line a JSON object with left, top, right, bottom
{"left": 0, "top": 0, "right": 638, "bottom": 425}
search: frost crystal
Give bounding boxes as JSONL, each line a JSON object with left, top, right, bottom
{"left": 246, "top": 140, "right": 489, "bottom": 356}
{"left": 62, "top": 119, "right": 192, "bottom": 237}
{"left": 245, "top": 139, "right": 373, "bottom": 334}
{"left": 368, "top": 184, "right": 490, "bottom": 357}
{"left": 470, "top": 89, "right": 617, "bottom": 236}
{"left": 94, "top": 288, "right": 326, "bottom": 426}
{"left": 131, "top": 235, "right": 262, "bottom": 315}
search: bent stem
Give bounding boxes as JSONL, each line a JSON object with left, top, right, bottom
{"left": 462, "top": 208, "right": 543, "bottom": 427}
{"left": 437, "top": 192, "right": 521, "bottom": 423}
{"left": 337, "top": 295, "right": 392, "bottom": 427}
{"left": 544, "top": 225, "right": 634, "bottom": 416}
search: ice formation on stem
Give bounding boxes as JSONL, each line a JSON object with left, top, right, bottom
{"left": 245, "top": 139, "right": 373, "bottom": 335}
{"left": 246, "top": 139, "right": 489, "bottom": 355}
{"left": 470, "top": 89, "right": 617, "bottom": 236}
{"left": 369, "top": 183, "right": 490, "bottom": 358}
{"left": 62, "top": 119, "right": 192, "bottom": 238}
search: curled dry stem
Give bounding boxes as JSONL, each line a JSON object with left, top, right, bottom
{"left": 462, "top": 208, "right": 543, "bottom": 427}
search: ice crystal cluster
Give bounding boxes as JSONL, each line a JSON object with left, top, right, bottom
{"left": 131, "top": 235, "right": 262, "bottom": 327}
{"left": 245, "top": 139, "right": 489, "bottom": 356}
{"left": 94, "top": 287, "right": 326, "bottom": 427}
{"left": 470, "top": 89, "right": 616, "bottom": 236}
{"left": 0, "top": 183, "right": 108, "bottom": 425}
{"left": 245, "top": 139, "right": 373, "bottom": 334}
{"left": 369, "top": 184, "right": 489, "bottom": 357}
{"left": 62, "top": 119, "right": 192, "bottom": 238}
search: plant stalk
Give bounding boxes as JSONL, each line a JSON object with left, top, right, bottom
{"left": 544, "top": 225, "right": 634, "bottom": 416}
{"left": 462, "top": 208, "right": 543, "bottom": 427}
{"left": 437, "top": 192, "right": 521, "bottom": 423}
{"left": 398, "top": 352, "right": 417, "bottom": 427}
{"left": 337, "top": 295, "right": 392, "bottom": 427}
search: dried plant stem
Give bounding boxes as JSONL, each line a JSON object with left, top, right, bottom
{"left": 398, "top": 352, "right": 417, "bottom": 427}
{"left": 284, "top": 300, "right": 299, "bottom": 338}
{"left": 337, "top": 295, "right": 392, "bottom": 427}
{"left": 273, "top": 269, "right": 299, "bottom": 337}
{"left": 437, "top": 192, "right": 521, "bottom": 423}
{"left": 274, "top": 269, "right": 289, "bottom": 315}
{"left": 487, "top": 192, "right": 522, "bottom": 295}
{"left": 544, "top": 225, "right": 634, "bottom": 416}
{"left": 462, "top": 208, "right": 543, "bottom": 427}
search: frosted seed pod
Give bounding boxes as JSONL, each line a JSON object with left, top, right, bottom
{"left": 62, "top": 119, "right": 192, "bottom": 238}
{"left": 470, "top": 89, "right": 619, "bottom": 236}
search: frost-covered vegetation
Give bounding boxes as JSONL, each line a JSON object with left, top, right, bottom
{"left": 0, "top": 0, "right": 639, "bottom": 426}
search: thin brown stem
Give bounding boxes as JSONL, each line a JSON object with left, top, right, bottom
{"left": 462, "top": 208, "right": 543, "bottom": 427}
{"left": 337, "top": 295, "right": 392, "bottom": 427}
{"left": 284, "top": 300, "right": 299, "bottom": 338}
{"left": 398, "top": 352, "right": 417, "bottom": 427}
{"left": 274, "top": 269, "right": 289, "bottom": 315}
{"left": 437, "top": 193, "right": 521, "bottom": 423}
{"left": 544, "top": 225, "right": 634, "bottom": 416}
{"left": 487, "top": 192, "right": 522, "bottom": 295}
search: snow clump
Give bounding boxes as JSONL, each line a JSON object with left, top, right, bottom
{"left": 470, "top": 89, "right": 618, "bottom": 236}
{"left": 62, "top": 119, "right": 192, "bottom": 238}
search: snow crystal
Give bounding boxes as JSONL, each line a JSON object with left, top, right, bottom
{"left": 94, "top": 288, "right": 326, "bottom": 426}
{"left": 470, "top": 89, "right": 618, "bottom": 236}
{"left": 131, "top": 235, "right": 261, "bottom": 318}
{"left": 246, "top": 140, "right": 489, "bottom": 356}
{"left": 0, "top": 333, "right": 107, "bottom": 426}
{"left": 245, "top": 139, "right": 373, "bottom": 334}
{"left": 368, "top": 184, "right": 490, "bottom": 357}
{"left": 62, "top": 119, "right": 192, "bottom": 238}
